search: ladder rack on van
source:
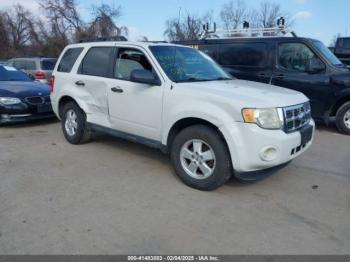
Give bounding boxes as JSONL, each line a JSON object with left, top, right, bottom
{"left": 200, "top": 17, "right": 297, "bottom": 40}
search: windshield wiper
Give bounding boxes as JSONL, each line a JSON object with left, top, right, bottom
{"left": 213, "top": 77, "right": 232, "bottom": 81}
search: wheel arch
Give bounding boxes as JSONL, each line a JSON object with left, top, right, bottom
{"left": 165, "top": 117, "right": 229, "bottom": 151}
{"left": 330, "top": 95, "right": 350, "bottom": 117}
{"left": 58, "top": 96, "right": 82, "bottom": 118}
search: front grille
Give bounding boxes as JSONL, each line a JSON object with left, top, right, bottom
{"left": 25, "top": 96, "right": 45, "bottom": 105}
{"left": 283, "top": 102, "right": 311, "bottom": 133}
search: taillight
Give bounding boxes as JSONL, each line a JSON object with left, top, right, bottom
{"left": 35, "top": 71, "right": 46, "bottom": 79}
{"left": 50, "top": 75, "right": 55, "bottom": 92}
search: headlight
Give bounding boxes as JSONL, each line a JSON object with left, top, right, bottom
{"left": 0, "top": 97, "right": 22, "bottom": 105}
{"left": 242, "top": 108, "right": 284, "bottom": 129}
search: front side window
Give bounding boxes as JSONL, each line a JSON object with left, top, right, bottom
{"left": 278, "top": 43, "right": 321, "bottom": 72}
{"left": 219, "top": 43, "right": 268, "bottom": 67}
{"left": 150, "top": 46, "right": 232, "bottom": 83}
{"left": 114, "top": 48, "right": 153, "bottom": 81}
{"left": 79, "top": 47, "right": 114, "bottom": 77}
{"left": 58, "top": 48, "right": 83, "bottom": 73}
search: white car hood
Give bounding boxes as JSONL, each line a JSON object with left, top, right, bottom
{"left": 176, "top": 79, "right": 308, "bottom": 108}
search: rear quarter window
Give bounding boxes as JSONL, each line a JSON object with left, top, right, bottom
{"left": 219, "top": 42, "right": 268, "bottom": 67}
{"left": 57, "top": 48, "right": 83, "bottom": 73}
{"left": 79, "top": 47, "right": 114, "bottom": 77}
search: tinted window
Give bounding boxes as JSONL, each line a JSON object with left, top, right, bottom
{"left": 150, "top": 46, "right": 232, "bottom": 83}
{"left": 279, "top": 43, "right": 320, "bottom": 72}
{"left": 114, "top": 48, "right": 153, "bottom": 81}
{"left": 58, "top": 48, "right": 83, "bottom": 73}
{"left": 219, "top": 43, "right": 268, "bottom": 67}
{"left": 0, "top": 65, "right": 31, "bottom": 81}
{"left": 337, "top": 38, "right": 350, "bottom": 48}
{"left": 41, "top": 59, "right": 57, "bottom": 70}
{"left": 80, "top": 47, "right": 113, "bottom": 77}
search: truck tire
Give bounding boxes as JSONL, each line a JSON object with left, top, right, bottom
{"left": 61, "top": 101, "right": 92, "bottom": 144}
{"left": 336, "top": 101, "right": 350, "bottom": 135}
{"left": 170, "top": 125, "right": 232, "bottom": 191}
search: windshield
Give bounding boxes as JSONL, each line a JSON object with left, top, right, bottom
{"left": 313, "top": 40, "right": 343, "bottom": 66}
{"left": 0, "top": 66, "right": 31, "bottom": 81}
{"left": 41, "top": 59, "right": 57, "bottom": 70}
{"left": 150, "top": 46, "right": 232, "bottom": 83}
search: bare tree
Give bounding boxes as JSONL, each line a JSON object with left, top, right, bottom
{"left": 220, "top": 0, "right": 248, "bottom": 30}
{"left": 164, "top": 13, "right": 204, "bottom": 41}
{"left": 0, "top": 14, "right": 11, "bottom": 58}
{"left": 88, "top": 4, "right": 128, "bottom": 38}
{"left": 4, "top": 4, "right": 32, "bottom": 51}
{"left": 330, "top": 33, "right": 341, "bottom": 47}
{"left": 256, "top": 1, "right": 292, "bottom": 29}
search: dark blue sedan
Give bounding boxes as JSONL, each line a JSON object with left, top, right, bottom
{"left": 0, "top": 65, "right": 55, "bottom": 124}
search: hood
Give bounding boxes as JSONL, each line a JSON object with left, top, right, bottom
{"left": 175, "top": 79, "right": 308, "bottom": 108}
{"left": 0, "top": 81, "right": 51, "bottom": 98}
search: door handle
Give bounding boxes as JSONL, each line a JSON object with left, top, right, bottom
{"left": 111, "top": 87, "right": 124, "bottom": 93}
{"left": 75, "top": 80, "right": 85, "bottom": 86}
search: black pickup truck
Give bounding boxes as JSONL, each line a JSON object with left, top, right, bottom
{"left": 334, "top": 37, "right": 350, "bottom": 65}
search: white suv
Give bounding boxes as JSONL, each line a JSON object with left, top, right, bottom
{"left": 50, "top": 41, "right": 315, "bottom": 190}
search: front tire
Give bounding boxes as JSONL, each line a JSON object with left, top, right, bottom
{"left": 171, "top": 125, "right": 232, "bottom": 191}
{"left": 61, "top": 102, "right": 92, "bottom": 144}
{"left": 336, "top": 102, "right": 350, "bottom": 135}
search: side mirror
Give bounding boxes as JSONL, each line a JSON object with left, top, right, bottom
{"left": 306, "top": 57, "right": 326, "bottom": 73}
{"left": 130, "top": 69, "right": 161, "bottom": 86}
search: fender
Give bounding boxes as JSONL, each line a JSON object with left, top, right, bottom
{"left": 161, "top": 99, "right": 240, "bottom": 145}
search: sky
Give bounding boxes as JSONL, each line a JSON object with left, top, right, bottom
{"left": 1, "top": 0, "right": 350, "bottom": 45}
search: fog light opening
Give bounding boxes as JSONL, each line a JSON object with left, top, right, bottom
{"left": 260, "top": 146, "right": 278, "bottom": 162}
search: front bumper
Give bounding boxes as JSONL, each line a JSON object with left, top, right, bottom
{"left": 0, "top": 101, "right": 55, "bottom": 124}
{"left": 220, "top": 119, "right": 315, "bottom": 175}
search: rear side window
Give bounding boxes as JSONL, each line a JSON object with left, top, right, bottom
{"left": 58, "top": 48, "right": 83, "bottom": 73}
{"left": 41, "top": 59, "right": 57, "bottom": 70}
{"left": 79, "top": 47, "right": 114, "bottom": 77}
{"left": 25, "top": 60, "right": 36, "bottom": 70}
{"left": 219, "top": 43, "right": 268, "bottom": 67}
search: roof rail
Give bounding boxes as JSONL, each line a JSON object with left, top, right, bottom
{"left": 142, "top": 41, "right": 168, "bottom": 43}
{"left": 78, "top": 36, "right": 128, "bottom": 43}
{"left": 200, "top": 17, "right": 297, "bottom": 40}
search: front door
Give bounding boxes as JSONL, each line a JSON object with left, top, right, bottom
{"left": 271, "top": 42, "right": 331, "bottom": 118}
{"left": 106, "top": 47, "right": 163, "bottom": 141}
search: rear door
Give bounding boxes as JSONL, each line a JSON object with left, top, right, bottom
{"left": 217, "top": 41, "right": 273, "bottom": 83}
{"left": 271, "top": 41, "right": 331, "bottom": 118}
{"left": 74, "top": 46, "right": 115, "bottom": 122}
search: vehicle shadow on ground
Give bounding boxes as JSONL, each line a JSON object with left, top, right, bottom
{"left": 0, "top": 117, "right": 59, "bottom": 129}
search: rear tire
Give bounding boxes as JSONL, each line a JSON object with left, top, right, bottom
{"left": 61, "top": 102, "right": 92, "bottom": 144}
{"left": 170, "top": 125, "right": 232, "bottom": 191}
{"left": 335, "top": 101, "right": 350, "bottom": 135}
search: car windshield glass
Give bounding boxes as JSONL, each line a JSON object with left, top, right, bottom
{"left": 41, "top": 59, "right": 57, "bottom": 70}
{"left": 150, "top": 46, "right": 233, "bottom": 83}
{"left": 313, "top": 40, "right": 343, "bottom": 66}
{"left": 0, "top": 66, "right": 31, "bottom": 81}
